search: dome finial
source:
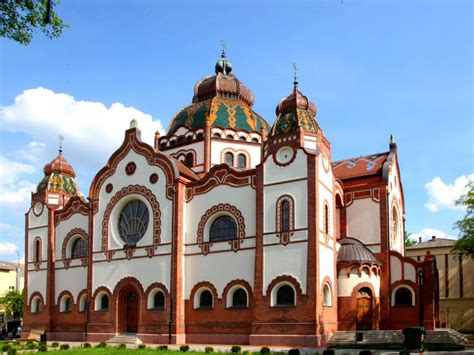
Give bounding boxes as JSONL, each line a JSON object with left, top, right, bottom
{"left": 220, "top": 40, "right": 227, "bottom": 58}
{"left": 58, "top": 134, "right": 64, "bottom": 153}
{"left": 215, "top": 41, "right": 232, "bottom": 75}
{"left": 293, "top": 63, "right": 298, "bottom": 88}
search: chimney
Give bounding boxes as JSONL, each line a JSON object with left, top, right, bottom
{"left": 431, "top": 235, "right": 436, "bottom": 241}
{"left": 419, "top": 237, "right": 422, "bottom": 244}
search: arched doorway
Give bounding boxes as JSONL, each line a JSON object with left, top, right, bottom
{"left": 119, "top": 287, "right": 139, "bottom": 333}
{"left": 356, "top": 287, "right": 372, "bottom": 330}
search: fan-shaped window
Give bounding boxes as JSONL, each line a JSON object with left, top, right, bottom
{"left": 210, "top": 216, "right": 237, "bottom": 242}
{"left": 225, "top": 152, "right": 234, "bottom": 166}
{"left": 276, "top": 285, "right": 295, "bottom": 306}
{"left": 199, "top": 290, "right": 213, "bottom": 309}
{"left": 238, "top": 154, "right": 246, "bottom": 168}
{"left": 281, "top": 200, "right": 290, "bottom": 232}
{"left": 232, "top": 288, "right": 247, "bottom": 308}
{"left": 185, "top": 153, "right": 194, "bottom": 167}
{"left": 213, "top": 133, "right": 221, "bottom": 138}
{"left": 71, "top": 238, "right": 87, "bottom": 258}
{"left": 118, "top": 200, "right": 149, "bottom": 245}
{"left": 99, "top": 294, "right": 109, "bottom": 311}
{"left": 153, "top": 291, "right": 165, "bottom": 309}
{"left": 394, "top": 287, "right": 413, "bottom": 306}
{"left": 323, "top": 283, "right": 332, "bottom": 306}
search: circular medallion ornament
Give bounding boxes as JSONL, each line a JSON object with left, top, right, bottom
{"left": 276, "top": 146, "right": 295, "bottom": 165}
{"left": 33, "top": 202, "right": 44, "bottom": 216}
{"left": 105, "top": 183, "right": 113, "bottom": 193}
{"left": 125, "top": 162, "right": 137, "bottom": 176}
{"left": 149, "top": 173, "right": 159, "bottom": 184}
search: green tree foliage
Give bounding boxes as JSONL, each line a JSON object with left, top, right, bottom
{"left": 405, "top": 231, "right": 416, "bottom": 247}
{"left": 0, "top": 0, "right": 68, "bottom": 45}
{"left": 453, "top": 181, "right": 474, "bottom": 259}
{"left": 0, "top": 290, "right": 23, "bottom": 319}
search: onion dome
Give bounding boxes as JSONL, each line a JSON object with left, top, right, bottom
{"left": 271, "top": 80, "right": 319, "bottom": 136}
{"left": 167, "top": 50, "right": 270, "bottom": 136}
{"left": 37, "top": 149, "right": 79, "bottom": 196}
{"left": 337, "top": 237, "right": 381, "bottom": 265}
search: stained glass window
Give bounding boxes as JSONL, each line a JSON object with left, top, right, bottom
{"left": 118, "top": 200, "right": 149, "bottom": 245}
{"left": 210, "top": 216, "right": 237, "bottom": 242}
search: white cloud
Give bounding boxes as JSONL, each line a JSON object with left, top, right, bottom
{"left": 0, "top": 155, "right": 36, "bottom": 209}
{"left": 15, "top": 141, "right": 47, "bottom": 164}
{"left": 0, "top": 87, "right": 165, "bottom": 172}
{"left": 0, "top": 155, "right": 35, "bottom": 185}
{"left": 0, "top": 241, "right": 18, "bottom": 256}
{"left": 410, "top": 228, "right": 457, "bottom": 243}
{"left": 424, "top": 174, "right": 474, "bottom": 212}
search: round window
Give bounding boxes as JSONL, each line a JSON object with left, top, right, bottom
{"left": 118, "top": 200, "right": 149, "bottom": 245}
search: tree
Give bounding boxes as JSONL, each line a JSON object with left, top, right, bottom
{"left": 0, "top": 290, "right": 23, "bottom": 319}
{"left": 452, "top": 181, "right": 474, "bottom": 259}
{"left": 404, "top": 231, "right": 416, "bottom": 247}
{"left": 0, "top": 0, "right": 68, "bottom": 45}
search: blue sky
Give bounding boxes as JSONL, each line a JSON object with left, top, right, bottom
{"left": 0, "top": 0, "right": 472, "bottom": 262}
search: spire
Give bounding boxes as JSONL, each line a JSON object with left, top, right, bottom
{"left": 293, "top": 63, "right": 298, "bottom": 88}
{"left": 58, "top": 134, "right": 64, "bottom": 153}
{"left": 390, "top": 134, "right": 397, "bottom": 151}
{"left": 215, "top": 41, "right": 232, "bottom": 75}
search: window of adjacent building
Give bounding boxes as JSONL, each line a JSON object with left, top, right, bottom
{"left": 71, "top": 237, "right": 87, "bottom": 258}
{"left": 394, "top": 287, "right": 413, "bottom": 306}
{"left": 118, "top": 200, "right": 149, "bottom": 246}
{"left": 237, "top": 154, "right": 246, "bottom": 168}
{"left": 231, "top": 288, "right": 248, "bottom": 308}
{"left": 199, "top": 290, "right": 213, "bottom": 309}
{"left": 225, "top": 152, "right": 234, "bottom": 166}
{"left": 323, "top": 283, "right": 332, "bottom": 306}
{"left": 185, "top": 153, "right": 194, "bottom": 168}
{"left": 276, "top": 285, "right": 295, "bottom": 306}
{"left": 209, "top": 216, "right": 237, "bottom": 242}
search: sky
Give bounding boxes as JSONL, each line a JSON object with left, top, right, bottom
{"left": 0, "top": 0, "right": 472, "bottom": 262}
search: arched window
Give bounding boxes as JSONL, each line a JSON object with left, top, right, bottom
{"left": 34, "top": 238, "right": 41, "bottom": 262}
{"left": 118, "top": 200, "right": 149, "bottom": 245}
{"left": 71, "top": 238, "right": 87, "bottom": 258}
{"left": 199, "top": 290, "right": 213, "bottom": 309}
{"left": 79, "top": 294, "right": 87, "bottom": 312}
{"left": 153, "top": 291, "right": 165, "bottom": 309}
{"left": 99, "top": 294, "right": 109, "bottom": 311}
{"left": 226, "top": 134, "right": 234, "bottom": 140}
{"left": 185, "top": 153, "right": 194, "bottom": 167}
{"left": 31, "top": 296, "right": 42, "bottom": 313}
{"left": 239, "top": 136, "right": 247, "bottom": 141}
{"left": 186, "top": 135, "right": 193, "bottom": 142}
{"left": 237, "top": 154, "right": 246, "bottom": 168}
{"left": 225, "top": 152, "right": 234, "bottom": 166}
{"left": 394, "top": 287, "right": 413, "bottom": 306}
{"left": 232, "top": 288, "right": 248, "bottom": 308}
{"left": 324, "top": 203, "right": 329, "bottom": 234}
{"left": 210, "top": 216, "right": 237, "bottom": 242}
{"left": 197, "top": 133, "right": 204, "bottom": 139}
{"left": 61, "top": 296, "right": 71, "bottom": 313}
{"left": 323, "top": 283, "right": 332, "bottom": 306}
{"left": 252, "top": 138, "right": 259, "bottom": 143}
{"left": 277, "top": 196, "right": 294, "bottom": 234}
{"left": 213, "top": 133, "right": 221, "bottom": 138}
{"left": 281, "top": 200, "right": 290, "bottom": 232}
{"left": 276, "top": 285, "right": 295, "bottom": 306}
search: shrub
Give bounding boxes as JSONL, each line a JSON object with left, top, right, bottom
{"left": 2, "top": 344, "right": 11, "bottom": 352}
{"left": 38, "top": 342, "right": 48, "bottom": 352}
{"left": 180, "top": 345, "right": 190, "bottom": 352}
{"left": 7, "top": 348, "right": 17, "bottom": 355}
{"left": 260, "top": 347, "right": 271, "bottom": 354}
{"left": 242, "top": 351, "right": 249, "bottom": 355}
{"left": 83, "top": 342, "right": 91, "bottom": 348}
{"left": 13, "top": 341, "right": 20, "bottom": 346}
{"left": 231, "top": 346, "right": 242, "bottom": 353}
{"left": 138, "top": 344, "right": 147, "bottom": 349}
{"left": 157, "top": 345, "right": 168, "bottom": 351}
{"left": 26, "top": 342, "right": 38, "bottom": 349}
{"left": 205, "top": 346, "right": 214, "bottom": 353}
{"left": 60, "top": 343, "right": 70, "bottom": 350}
{"left": 51, "top": 342, "right": 60, "bottom": 348}
{"left": 117, "top": 343, "right": 127, "bottom": 350}
{"left": 289, "top": 349, "right": 300, "bottom": 355}
{"left": 96, "top": 341, "right": 107, "bottom": 348}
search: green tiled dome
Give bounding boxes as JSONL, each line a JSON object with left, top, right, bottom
{"left": 37, "top": 151, "right": 79, "bottom": 196}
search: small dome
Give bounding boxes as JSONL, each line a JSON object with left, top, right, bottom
{"left": 271, "top": 85, "right": 319, "bottom": 136}
{"left": 337, "top": 237, "right": 381, "bottom": 265}
{"left": 43, "top": 151, "right": 76, "bottom": 178}
{"left": 37, "top": 150, "right": 79, "bottom": 196}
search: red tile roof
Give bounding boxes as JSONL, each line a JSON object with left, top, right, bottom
{"left": 332, "top": 152, "right": 389, "bottom": 180}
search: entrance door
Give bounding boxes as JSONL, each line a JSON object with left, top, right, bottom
{"left": 356, "top": 288, "right": 372, "bottom": 330}
{"left": 125, "top": 291, "right": 138, "bottom": 333}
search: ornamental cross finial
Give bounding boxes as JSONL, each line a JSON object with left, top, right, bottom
{"left": 293, "top": 63, "right": 298, "bottom": 87}
{"left": 220, "top": 40, "right": 227, "bottom": 57}
{"left": 58, "top": 134, "right": 64, "bottom": 153}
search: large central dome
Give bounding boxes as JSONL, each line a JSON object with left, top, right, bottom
{"left": 167, "top": 51, "right": 270, "bottom": 135}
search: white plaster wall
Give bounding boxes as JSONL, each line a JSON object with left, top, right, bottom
{"left": 346, "top": 198, "right": 380, "bottom": 245}
{"left": 263, "top": 180, "right": 308, "bottom": 233}
{"left": 93, "top": 149, "right": 173, "bottom": 251}
{"left": 318, "top": 155, "right": 333, "bottom": 193}
{"left": 186, "top": 185, "right": 256, "bottom": 244}
{"left": 55, "top": 268, "right": 87, "bottom": 303}
{"left": 164, "top": 141, "right": 205, "bottom": 167}
{"left": 184, "top": 250, "right": 255, "bottom": 299}
{"left": 92, "top": 256, "right": 171, "bottom": 295}
{"left": 404, "top": 262, "right": 416, "bottom": 283}
{"left": 28, "top": 227, "right": 48, "bottom": 263}
{"left": 264, "top": 149, "right": 307, "bottom": 185}
{"left": 318, "top": 182, "right": 334, "bottom": 236}
{"left": 337, "top": 269, "right": 380, "bottom": 297}
{"left": 319, "top": 244, "right": 335, "bottom": 289}
{"left": 390, "top": 256, "right": 402, "bottom": 284}
{"left": 27, "top": 270, "right": 47, "bottom": 304}
{"left": 210, "top": 140, "right": 261, "bottom": 168}
{"left": 28, "top": 207, "right": 49, "bottom": 229}
{"left": 264, "top": 243, "right": 308, "bottom": 294}
{"left": 55, "top": 213, "right": 89, "bottom": 259}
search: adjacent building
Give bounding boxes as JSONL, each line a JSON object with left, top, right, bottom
{"left": 0, "top": 260, "right": 24, "bottom": 323}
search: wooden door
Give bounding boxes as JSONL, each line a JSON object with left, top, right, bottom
{"left": 356, "top": 289, "right": 372, "bottom": 330}
{"left": 125, "top": 292, "right": 138, "bottom": 333}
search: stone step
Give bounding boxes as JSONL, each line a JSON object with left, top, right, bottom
{"left": 106, "top": 333, "right": 142, "bottom": 344}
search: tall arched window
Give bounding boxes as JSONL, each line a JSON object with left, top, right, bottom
{"left": 34, "top": 238, "right": 41, "bottom": 262}
{"left": 32, "top": 296, "right": 42, "bottom": 313}
{"left": 61, "top": 296, "right": 71, "bottom": 313}
{"left": 394, "top": 287, "right": 413, "bottom": 306}
{"left": 276, "top": 285, "right": 295, "bottom": 306}
{"left": 237, "top": 154, "right": 246, "bottom": 168}
{"left": 323, "top": 283, "right": 332, "bottom": 306}
{"left": 71, "top": 238, "right": 87, "bottom": 258}
{"left": 276, "top": 196, "right": 294, "bottom": 234}
{"left": 225, "top": 152, "right": 234, "bottom": 166}
{"left": 199, "top": 290, "right": 213, "bottom": 309}
{"left": 324, "top": 203, "right": 329, "bottom": 234}
{"left": 209, "top": 216, "right": 237, "bottom": 242}
{"left": 232, "top": 288, "right": 248, "bottom": 308}
{"left": 185, "top": 153, "right": 194, "bottom": 167}
{"left": 281, "top": 200, "right": 290, "bottom": 232}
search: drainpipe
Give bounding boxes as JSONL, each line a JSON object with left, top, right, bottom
{"left": 168, "top": 185, "right": 176, "bottom": 344}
